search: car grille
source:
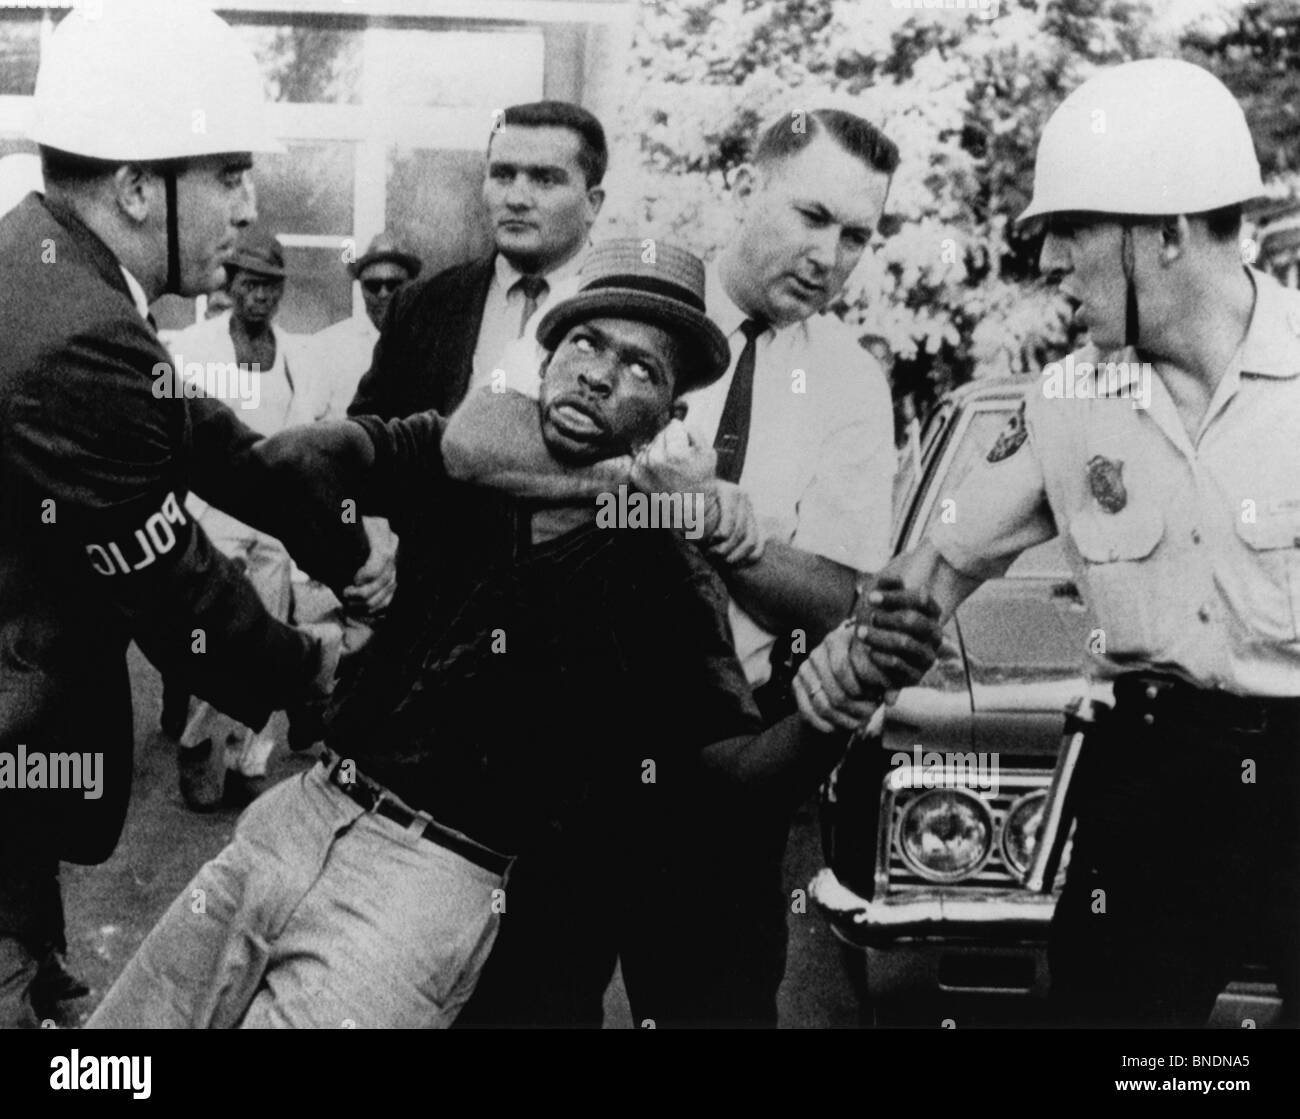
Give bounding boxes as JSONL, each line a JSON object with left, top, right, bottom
{"left": 879, "top": 767, "right": 1069, "bottom": 894}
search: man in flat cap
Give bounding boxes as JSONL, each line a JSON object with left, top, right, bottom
{"left": 88, "top": 239, "right": 939, "bottom": 1029}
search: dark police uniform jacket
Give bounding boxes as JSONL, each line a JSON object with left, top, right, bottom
{"left": 346, "top": 255, "right": 495, "bottom": 420}
{"left": 0, "top": 194, "right": 368, "bottom": 863}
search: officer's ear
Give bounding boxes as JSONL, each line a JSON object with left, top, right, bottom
{"left": 1157, "top": 214, "right": 1191, "bottom": 266}
{"left": 731, "top": 163, "right": 761, "bottom": 210}
{"left": 111, "top": 163, "right": 156, "bottom": 225}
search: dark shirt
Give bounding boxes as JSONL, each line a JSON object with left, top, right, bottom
{"left": 324, "top": 413, "right": 763, "bottom": 856}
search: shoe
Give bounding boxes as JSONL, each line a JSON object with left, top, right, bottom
{"left": 178, "top": 739, "right": 225, "bottom": 812}
{"left": 29, "top": 950, "right": 90, "bottom": 1021}
{"left": 223, "top": 770, "right": 267, "bottom": 810}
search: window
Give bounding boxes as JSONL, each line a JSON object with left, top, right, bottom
{"left": 233, "top": 21, "right": 364, "bottom": 105}
{"left": 0, "top": 12, "right": 40, "bottom": 96}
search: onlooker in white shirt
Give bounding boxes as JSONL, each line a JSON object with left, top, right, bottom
{"left": 167, "top": 229, "right": 327, "bottom": 810}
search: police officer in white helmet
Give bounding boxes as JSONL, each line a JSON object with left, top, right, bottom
{"left": 0, "top": 0, "right": 388, "bottom": 1027}
{"left": 800, "top": 58, "right": 1299, "bottom": 1027}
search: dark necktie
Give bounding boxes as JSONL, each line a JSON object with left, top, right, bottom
{"left": 513, "top": 274, "right": 548, "bottom": 338}
{"left": 713, "top": 317, "right": 768, "bottom": 484}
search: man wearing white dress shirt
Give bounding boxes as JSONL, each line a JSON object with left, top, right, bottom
{"left": 658, "top": 109, "right": 901, "bottom": 1026}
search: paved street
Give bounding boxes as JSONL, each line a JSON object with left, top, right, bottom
{"left": 53, "top": 645, "right": 858, "bottom": 1029}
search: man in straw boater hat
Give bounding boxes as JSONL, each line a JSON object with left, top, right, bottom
{"left": 835, "top": 58, "right": 1300, "bottom": 1027}
{"left": 89, "top": 239, "right": 941, "bottom": 1028}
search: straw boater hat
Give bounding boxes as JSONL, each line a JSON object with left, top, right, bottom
{"left": 535, "top": 239, "right": 730, "bottom": 395}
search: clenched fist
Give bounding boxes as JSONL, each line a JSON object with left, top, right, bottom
{"left": 629, "top": 418, "right": 717, "bottom": 498}
{"left": 794, "top": 576, "right": 943, "bottom": 733}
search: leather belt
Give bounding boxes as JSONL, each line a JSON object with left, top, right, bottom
{"left": 1113, "top": 674, "right": 1300, "bottom": 736}
{"left": 321, "top": 754, "right": 512, "bottom": 877}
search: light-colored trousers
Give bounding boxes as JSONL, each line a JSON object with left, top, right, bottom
{"left": 180, "top": 507, "right": 293, "bottom": 776}
{"left": 87, "top": 764, "right": 504, "bottom": 1029}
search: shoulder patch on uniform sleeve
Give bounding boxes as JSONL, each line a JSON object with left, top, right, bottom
{"left": 986, "top": 400, "right": 1027, "bottom": 463}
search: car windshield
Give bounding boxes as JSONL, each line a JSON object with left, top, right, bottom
{"left": 915, "top": 400, "right": 1067, "bottom": 580}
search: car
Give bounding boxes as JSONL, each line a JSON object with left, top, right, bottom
{"left": 810, "top": 377, "right": 1282, "bottom": 1028}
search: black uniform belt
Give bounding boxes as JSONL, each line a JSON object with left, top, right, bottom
{"left": 321, "top": 753, "right": 511, "bottom": 877}
{"left": 1113, "top": 674, "right": 1300, "bottom": 735}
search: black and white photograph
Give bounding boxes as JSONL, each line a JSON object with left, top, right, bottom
{"left": 0, "top": 0, "right": 1296, "bottom": 1080}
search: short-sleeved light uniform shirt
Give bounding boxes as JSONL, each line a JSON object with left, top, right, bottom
{"left": 930, "top": 268, "right": 1300, "bottom": 698}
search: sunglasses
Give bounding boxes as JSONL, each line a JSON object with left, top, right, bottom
{"left": 362, "top": 278, "right": 406, "bottom": 295}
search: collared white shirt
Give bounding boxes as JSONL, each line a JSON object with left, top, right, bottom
{"left": 469, "top": 249, "right": 586, "bottom": 395}
{"left": 308, "top": 312, "right": 381, "bottom": 421}
{"left": 168, "top": 312, "right": 326, "bottom": 531}
{"left": 119, "top": 266, "right": 150, "bottom": 324}
{"left": 678, "top": 266, "right": 897, "bottom": 685}
{"left": 931, "top": 268, "right": 1300, "bottom": 698}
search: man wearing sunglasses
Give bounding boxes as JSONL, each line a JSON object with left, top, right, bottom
{"left": 313, "top": 232, "right": 423, "bottom": 421}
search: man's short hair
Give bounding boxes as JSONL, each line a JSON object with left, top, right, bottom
{"left": 490, "top": 101, "right": 608, "bottom": 188}
{"left": 751, "top": 108, "right": 899, "bottom": 178}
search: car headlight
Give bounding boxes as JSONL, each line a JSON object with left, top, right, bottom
{"left": 897, "top": 789, "right": 993, "bottom": 882}
{"left": 1001, "top": 790, "right": 1047, "bottom": 882}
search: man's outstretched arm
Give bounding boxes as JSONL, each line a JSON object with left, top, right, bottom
{"left": 877, "top": 539, "right": 990, "bottom": 627}
{"left": 648, "top": 568, "right": 943, "bottom": 814}
{"left": 794, "top": 547, "right": 990, "bottom": 733}
{"left": 719, "top": 543, "right": 857, "bottom": 649}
